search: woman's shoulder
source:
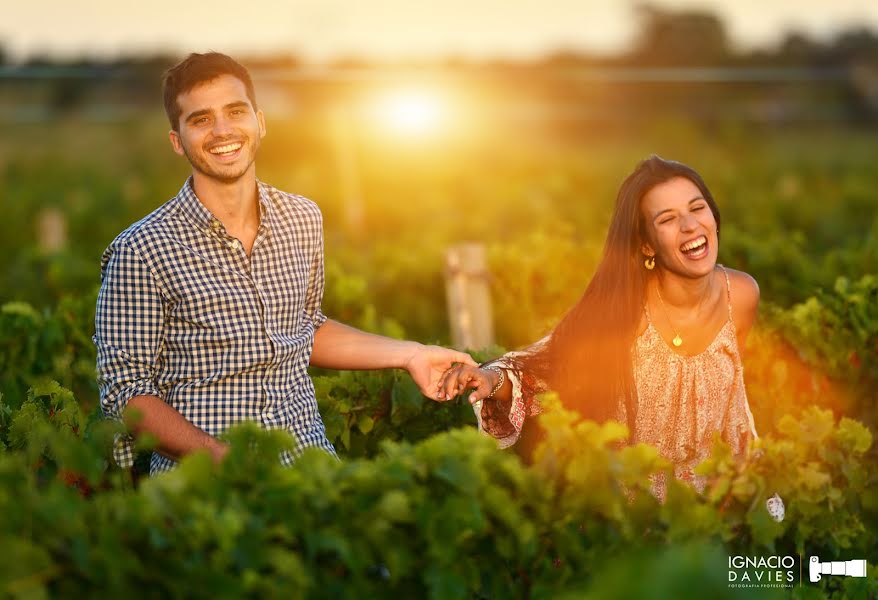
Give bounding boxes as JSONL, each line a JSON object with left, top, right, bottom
{"left": 721, "top": 266, "right": 760, "bottom": 327}
{"left": 722, "top": 267, "right": 759, "bottom": 303}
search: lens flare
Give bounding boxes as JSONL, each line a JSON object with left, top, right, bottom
{"left": 371, "top": 88, "right": 445, "bottom": 136}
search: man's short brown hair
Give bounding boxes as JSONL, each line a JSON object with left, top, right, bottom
{"left": 162, "top": 52, "right": 258, "bottom": 131}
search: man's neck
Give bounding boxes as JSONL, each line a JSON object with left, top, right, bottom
{"left": 191, "top": 169, "right": 260, "bottom": 233}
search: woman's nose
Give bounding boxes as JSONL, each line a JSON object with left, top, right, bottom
{"left": 679, "top": 213, "right": 697, "bottom": 230}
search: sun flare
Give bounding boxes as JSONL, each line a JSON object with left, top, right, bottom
{"left": 370, "top": 88, "right": 446, "bottom": 136}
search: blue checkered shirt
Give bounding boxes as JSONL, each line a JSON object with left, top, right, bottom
{"left": 93, "top": 177, "right": 338, "bottom": 474}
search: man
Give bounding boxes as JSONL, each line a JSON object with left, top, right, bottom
{"left": 93, "top": 52, "right": 474, "bottom": 474}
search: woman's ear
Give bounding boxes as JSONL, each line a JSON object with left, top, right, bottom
{"left": 641, "top": 243, "right": 655, "bottom": 258}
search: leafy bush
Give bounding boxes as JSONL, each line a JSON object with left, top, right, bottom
{"left": 745, "top": 274, "right": 878, "bottom": 434}
{"left": 1, "top": 381, "right": 876, "bottom": 599}
{"left": 0, "top": 294, "right": 98, "bottom": 411}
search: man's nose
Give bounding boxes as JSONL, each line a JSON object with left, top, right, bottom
{"left": 212, "top": 116, "right": 234, "bottom": 136}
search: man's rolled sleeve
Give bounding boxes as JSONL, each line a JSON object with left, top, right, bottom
{"left": 93, "top": 240, "right": 165, "bottom": 466}
{"left": 303, "top": 213, "right": 328, "bottom": 330}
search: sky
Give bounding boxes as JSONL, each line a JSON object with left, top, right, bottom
{"left": 4, "top": 1, "right": 878, "bottom": 63}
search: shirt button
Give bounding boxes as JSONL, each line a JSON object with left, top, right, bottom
{"left": 265, "top": 410, "right": 274, "bottom": 419}
{"left": 231, "top": 239, "right": 242, "bottom": 250}
{"left": 211, "top": 219, "right": 222, "bottom": 230}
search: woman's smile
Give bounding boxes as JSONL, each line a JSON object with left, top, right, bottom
{"left": 679, "top": 234, "right": 709, "bottom": 260}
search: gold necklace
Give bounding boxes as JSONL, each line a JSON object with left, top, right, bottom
{"left": 654, "top": 279, "right": 715, "bottom": 348}
{"left": 654, "top": 284, "right": 684, "bottom": 347}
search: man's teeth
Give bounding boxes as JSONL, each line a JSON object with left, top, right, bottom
{"left": 681, "top": 236, "right": 707, "bottom": 252}
{"left": 210, "top": 143, "right": 242, "bottom": 154}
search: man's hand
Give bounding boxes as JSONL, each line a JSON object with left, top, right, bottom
{"left": 125, "top": 395, "right": 231, "bottom": 465}
{"left": 209, "top": 441, "right": 230, "bottom": 465}
{"left": 402, "top": 344, "right": 477, "bottom": 400}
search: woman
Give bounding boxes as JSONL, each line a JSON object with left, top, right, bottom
{"left": 437, "top": 156, "right": 783, "bottom": 517}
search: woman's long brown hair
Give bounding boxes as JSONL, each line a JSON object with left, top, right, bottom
{"left": 511, "top": 155, "right": 722, "bottom": 432}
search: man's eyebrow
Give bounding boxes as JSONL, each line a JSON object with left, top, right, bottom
{"left": 653, "top": 196, "right": 706, "bottom": 219}
{"left": 184, "top": 108, "right": 211, "bottom": 122}
{"left": 184, "top": 102, "right": 250, "bottom": 123}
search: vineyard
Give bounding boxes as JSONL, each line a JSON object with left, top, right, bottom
{"left": 1, "top": 112, "right": 877, "bottom": 598}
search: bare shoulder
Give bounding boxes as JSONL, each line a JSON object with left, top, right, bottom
{"left": 723, "top": 267, "right": 760, "bottom": 328}
{"left": 724, "top": 268, "right": 760, "bottom": 304}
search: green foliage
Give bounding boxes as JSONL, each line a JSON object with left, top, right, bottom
{"left": 558, "top": 544, "right": 783, "bottom": 600}
{"left": 314, "top": 369, "right": 476, "bottom": 458}
{"left": 743, "top": 274, "right": 878, "bottom": 435}
{"left": 0, "top": 293, "right": 98, "bottom": 411}
{"left": 322, "top": 259, "right": 406, "bottom": 340}
{"left": 1, "top": 122, "right": 877, "bottom": 597}
{"left": 775, "top": 275, "right": 878, "bottom": 396}
{"left": 488, "top": 225, "right": 602, "bottom": 347}
{"left": 1, "top": 382, "right": 876, "bottom": 598}
{"left": 694, "top": 406, "right": 876, "bottom": 558}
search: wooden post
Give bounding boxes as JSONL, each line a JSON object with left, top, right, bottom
{"left": 36, "top": 207, "right": 67, "bottom": 253}
{"left": 445, "top": 243, "right": 495, "bottom": 350}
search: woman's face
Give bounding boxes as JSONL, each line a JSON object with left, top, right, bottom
{"left": 640, "top": 176, "right": 718, "bottom": 279}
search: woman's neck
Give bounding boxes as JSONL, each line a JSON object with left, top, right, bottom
{"left": 653, "top": 267, "right": 717, "bottom": 310}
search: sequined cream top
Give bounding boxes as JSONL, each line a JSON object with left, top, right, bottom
{"left": 474, "top": 265, "right": 759, "bottom": 500}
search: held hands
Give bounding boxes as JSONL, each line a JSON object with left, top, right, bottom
{"left": 402, "top": 344, "right": 477, "bottom": 399}
{"left": 436, "top": 364, "right": 500, "bottom": 404}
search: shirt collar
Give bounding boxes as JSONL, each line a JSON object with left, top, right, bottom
{"left": 175, "top": 176, "right": 274, "bottom": 235}
{"left": 255, "top": 180, "right": 275, "bottom": 232}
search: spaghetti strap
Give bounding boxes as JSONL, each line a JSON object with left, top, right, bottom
{"left": 719, "top": 264, "right": 733, "bottom": 321}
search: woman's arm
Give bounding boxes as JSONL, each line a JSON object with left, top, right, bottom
{"left": 727, "top": 269, "right": 760, "bottom": 355}
{"left": 438, "top": 337, "right": 550, "bottom": 448}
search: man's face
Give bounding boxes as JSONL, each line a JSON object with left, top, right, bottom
{"left": 169, "top": 74, "right": 266, "bottom": 183}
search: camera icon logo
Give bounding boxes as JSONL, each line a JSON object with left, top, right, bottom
{"left": 809, "top": 556, "right": 868, "bottom": 583}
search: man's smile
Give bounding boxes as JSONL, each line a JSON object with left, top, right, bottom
{"left": 208, "top": 141, "right": 244, "bottom": 158}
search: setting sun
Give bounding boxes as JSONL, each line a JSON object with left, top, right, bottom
{"left": 370, "top": 88, "right": 446, "bottom": 136}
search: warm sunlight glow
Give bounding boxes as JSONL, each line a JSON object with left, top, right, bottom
{"left": 370, "top": 88, "right": 446, "bottom": 136}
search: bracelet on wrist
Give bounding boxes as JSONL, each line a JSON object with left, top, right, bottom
{"left": 482, "top": 366, "right": 505, "bottom": 399}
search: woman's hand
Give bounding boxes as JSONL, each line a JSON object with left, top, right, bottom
{"left": 436, "top": 364, "right": 501, "bottom": 404}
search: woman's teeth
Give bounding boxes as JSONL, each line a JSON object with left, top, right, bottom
{"left": 680, "top": 236, "right": 707, "bottom": 253}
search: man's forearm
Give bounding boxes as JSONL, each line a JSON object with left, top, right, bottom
{"left": 310, "top": 319, "right": 421, "bottom": 370}
{"left": 125, "top": 395, "right": 228, "bottom": 463}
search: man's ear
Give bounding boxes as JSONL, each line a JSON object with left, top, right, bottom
{"left": 257, "top": 110, "right": 266, "bottom": 139}
{"left": 169, "top": 129, "right": 185, "bottom": 156}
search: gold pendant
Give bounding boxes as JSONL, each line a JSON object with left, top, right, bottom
{"left": 672, "top": 335, "right": 683, "bottom": 347}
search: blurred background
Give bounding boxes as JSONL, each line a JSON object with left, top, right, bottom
{"left": 1, "top": 1, "right": 877, "bottom": 430}
{"left": 2, "top": 5, "right": 877, "bottom": 593}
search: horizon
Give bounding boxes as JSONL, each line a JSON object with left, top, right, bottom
{"left": 4, "top": 1, "right": 878, "bottom": 64}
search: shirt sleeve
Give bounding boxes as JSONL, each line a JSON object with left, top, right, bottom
{"left": 93, "top": 239, "right": 166, "bottom": 468}
{"left": 303, "top": 211, "right": 328, "bottom": 330}
{"left": 472, "top": 335, "right": 550, "bottom": 449}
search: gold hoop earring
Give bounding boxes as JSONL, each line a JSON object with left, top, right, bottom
{"left": 644, "top": 256, "right": 655, "bottom": 270}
